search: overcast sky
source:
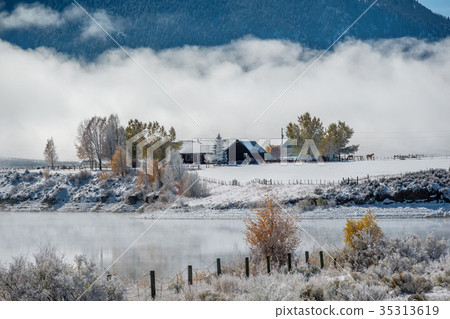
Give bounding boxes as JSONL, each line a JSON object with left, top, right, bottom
{"left": 0, "top": 2, "right": 450, "bottom": 161}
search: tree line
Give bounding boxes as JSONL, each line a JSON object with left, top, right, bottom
{"left": 286, "top": 112, "right": 358, "bottom": 161}
{"left": 74, "top": 115, "right": 177, "bottom": 171}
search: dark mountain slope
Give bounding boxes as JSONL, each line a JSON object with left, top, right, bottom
{"left": 1, "top": 0, "right": 449, "bottom": 58}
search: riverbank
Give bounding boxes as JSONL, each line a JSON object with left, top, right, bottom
{"left": 0, "top": 167, "right": 449, "bottom": 218}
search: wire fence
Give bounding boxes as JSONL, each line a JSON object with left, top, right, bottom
{"left": 121, "top": 251, "right": 335, "bottom": 301}
{"left": 199, "top": 172, "right": 410, "bottom": 188}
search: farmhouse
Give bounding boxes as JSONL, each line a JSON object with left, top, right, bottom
{"left": 226, "top": 140, "right": 266, "bottom": 165}
{"left": 178, "top": 139, "right": 217, "bottom": 164}
{"left": 179, "top": 138, "right": 266, "bottom": 165}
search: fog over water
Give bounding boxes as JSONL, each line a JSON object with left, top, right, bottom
{"left": 0, "top": 212, "right": 448, "bottom": 279}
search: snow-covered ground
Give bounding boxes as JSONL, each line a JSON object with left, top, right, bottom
{"left": 196, "top": 157, "right": 450, "bottom": 183}
{"left": 1, "top": 158, "right": 449, "bottom": 217}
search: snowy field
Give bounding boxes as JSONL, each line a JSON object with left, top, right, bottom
{"left": 196, "top": 157, "right": 450, "bottom": 183}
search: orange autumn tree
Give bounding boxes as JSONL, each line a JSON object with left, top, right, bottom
{"left": 244, "top": 194, "right": 300, "bottom": 265}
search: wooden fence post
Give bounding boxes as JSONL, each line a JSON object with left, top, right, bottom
{"left": 150, "top": 270, "right": 156, "bottom": 300}
{"left": 245, "top": 257, "right": 250, "bottom": 278}
{"left": 217, "top": 258, "right": 221, "bottom": 276}
{"left": 319, "top": 251, "right": 324, "bottom": 269}
{"left": 266, "top": 256, "right": 271, "bottom": 274}
{"left": 188, "top": 265, "right": 193, "bottom": 285}
{"left": 287, "top": 253, "right": 292, "bottom": 272}
{"left": 305, "top": 251, "right": 309, "bottom": 264}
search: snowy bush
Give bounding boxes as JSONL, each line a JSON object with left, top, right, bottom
{"left": 432, "top": 265, "right": 450, "bottom": 287}
{"left": 390, "top": 272, "right": 433, "bottom": 294}
{"left": 331, "top": 169, "right": 450, "bottom": 205}
{"left": 161, "top": 151, "right": 186, "bottom": 190}
{"left": 129, "top": 236, "right": 449, "bottom": 301}
{"left": 314, "top": 188, "right": 323, "bottom": 195}
{"left": 68, "top": 170, "right": 92, "bottom": 186}
{"left": 178, "top": 172, "right": 209, "bottom": 198}
{"left": 22, "top": 171, "right": 40, "bottom": 183}
{"left": 157, "top": 186, "right": 177, "bottom": 203}
{"left": 425, "top": 233, "right": 448, "bottom": 260}
{"left": 0, "top": 246, "right": 125, "bottom": 301}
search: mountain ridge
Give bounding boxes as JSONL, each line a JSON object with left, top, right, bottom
{"left": 0, "top": 0, "right": 449, "bottom": 59}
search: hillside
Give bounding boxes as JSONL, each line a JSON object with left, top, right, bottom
{"left": 1, "top": 0, "right": 449, "bottom": 59}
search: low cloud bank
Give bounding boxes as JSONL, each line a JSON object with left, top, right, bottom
{"left": 0, "top": 36, "right": 449, "bottom": 160}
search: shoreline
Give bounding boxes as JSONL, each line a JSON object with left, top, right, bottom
{"left": 1, "top": 166, "right": 449, "bottom": 218}
{"left": 2, "top": 203, "right": 448, "bottom": 220}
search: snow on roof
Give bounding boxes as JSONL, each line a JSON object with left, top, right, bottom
{"left": 179, "top": 139, "right": 229, "bottom": 154}
{"left": 238, "top": 140, "right": 266, "bottom": 153}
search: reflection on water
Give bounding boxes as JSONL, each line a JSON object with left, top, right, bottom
{"left": 0, "top": 212, "right": 448, "bottom": 279}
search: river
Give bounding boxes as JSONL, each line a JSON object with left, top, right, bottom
{"left": 0, "top": 212, "right": 448, "bottom": 279}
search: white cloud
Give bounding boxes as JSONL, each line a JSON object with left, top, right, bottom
{"left": 80, "top": 9, "right": 117, "bottom": 40}
{"left": 0, "top": 3, "right": 64, "bottom": 29}
{"left": 0, "top": 37, "right": 449, "bottom": 160}
{"left": 0, "top": 3, "right": 119, "bottom": 41}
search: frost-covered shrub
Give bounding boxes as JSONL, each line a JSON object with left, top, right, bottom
{"left": 9, "top": 171, "right": 20, "bottom": 184}
{"left": 178, "top": 172, "right": 209, "bottom": 198}
{"left": 385, "top": 234, "right": 429, "bottom": 272}
{"left": 213, "top": 274, "right": 240, "bottom": 294}
{"left": 157, "top": 185, "right": 177, "bottom": 203}
{"left": 314, "top": 188, "right": 323, "bottom": 196}
{"left": 0, "top": 246, "right": 125, "bottom": 301}
{"left": 161, "top": 151, "right": 186, "bottom": 191}
{"left": 390, "top": 272, "right": 433, "bottom": 294}
{"left": 432, "top": 266, "right": 450, "bottom": 287}
{"left": 22, "top": 171, "right": 39, "bottom": 182}
{"left": 344, "top": 230, "right": 388, "bottom": 271}
{"left": 425, "top": 233, "right": 448, "bottom": 260}
{"left": 296, "top": 196, "right": 316, "bottom": 211}
{"left": 68, "top": 170, "right": 92, "bottom": 186}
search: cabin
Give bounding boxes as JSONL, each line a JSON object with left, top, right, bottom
{"left": 226, "top": 140, "right": 266, "bottom": 165}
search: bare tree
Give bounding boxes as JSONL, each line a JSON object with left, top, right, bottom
{"left": 75, "top": 116, "right": 107, "bottom": 170}
{"left": 85, "top": 116, "right": 107, "bottom": 170}
{"left": 104, "top": 114, "right": 125, "bottom": 161}
{"left": 75, "top": 119, "right": 95, "bottom": 169}
{"left": 43, "top": 137, "right": 58, "bottom": 169}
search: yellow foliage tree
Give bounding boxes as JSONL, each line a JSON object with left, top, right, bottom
{"left": 244, "top": 194, "right": 300, "bottom": 265}
{"left": 111, "top": 146, "right": 128, "bottom": 177}
{"left": 344, "top": 210, "right": 383, "bottom": 249}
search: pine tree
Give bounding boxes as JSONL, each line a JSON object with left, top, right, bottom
{"left": 212, "top": 133, "right": 227, "bottom": 165}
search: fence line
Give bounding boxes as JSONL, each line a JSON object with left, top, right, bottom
{"left": 123, "top": 250, "right": 333, "bottom": 300}
{"left": 199, "top": 172, "right": 410, "bottom": 188}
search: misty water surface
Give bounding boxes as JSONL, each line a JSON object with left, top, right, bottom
{"left": 0, "top": 212, "right": 448, "bottom": 279}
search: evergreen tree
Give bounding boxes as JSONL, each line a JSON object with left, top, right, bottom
{"left": 212, "top": 133, "right": 227, "bottom": 164}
